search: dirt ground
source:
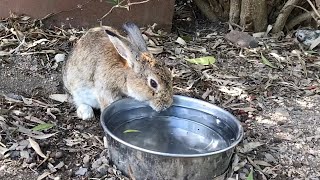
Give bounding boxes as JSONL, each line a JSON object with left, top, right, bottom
{"left": 1, "top": 3, "right": 320, "bottom": 180}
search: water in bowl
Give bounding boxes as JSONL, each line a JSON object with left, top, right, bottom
{"left": 113, "top": 116, "right": 229, "bottom": 154}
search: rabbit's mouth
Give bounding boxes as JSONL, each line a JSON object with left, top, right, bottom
{"left": 149, "top": 98, "right": 173, "bottom": 112}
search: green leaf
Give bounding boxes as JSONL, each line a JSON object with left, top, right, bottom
{"left": 32, "top": 123, "right": 54, "bottom": 131}
{"left": 261, "top": 53, "right": 276, "bottom": 68}
{"left": 123, "top": 129, "right": 141, "bottom": 134}
{"left": 246, "top": 169, "right": 254, "bottom": 180}
{"left": 186, "top": 56, "right": 216, "bottom": 65}
{"left": 106, "top": 0, "right": 119, "bottom": 5}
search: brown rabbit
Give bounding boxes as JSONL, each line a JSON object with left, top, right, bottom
{"left": 63, "top": 22, "right": 173, "bottom": 120}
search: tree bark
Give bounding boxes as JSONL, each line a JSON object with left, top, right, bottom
{"left": 272, "top": 0, "right": 300, "bottom": 33}
{"left": 240, "top": 0, "right": 254, "bottom": 31}
{"left": 229, "top": 0, "right": 241, "bottom": 24}
{"left": 253, "top": 0, "right": 268, "bottom": 32}
{"left": 193, "top": 0, "right": 218, "bottom": 21}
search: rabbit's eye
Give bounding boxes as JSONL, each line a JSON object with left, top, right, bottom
{"left": 150, "top": 79, "right": 158, "bottom": 89}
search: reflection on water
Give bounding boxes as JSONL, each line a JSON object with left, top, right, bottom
{"left": 113, "top": 116, "right": 229, "bottom": 154}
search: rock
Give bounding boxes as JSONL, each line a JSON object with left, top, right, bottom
{"left": 55, "top": 151, "right": 63, "bottom": 159}
{"left": 54, "top": 54, "right": 65, "bottom": 63}
{"left": 75, "top": 167, "right": 87, "bottom": 176}
{"left": 97, "top": 164, "right": 108, "bottom": 175}
{"left": 91, "top": 159, "right": 102, "bottom": 170}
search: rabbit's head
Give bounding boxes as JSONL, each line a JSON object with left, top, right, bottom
{"left": 105, "top": 22, "right": 173, "bottom": 111}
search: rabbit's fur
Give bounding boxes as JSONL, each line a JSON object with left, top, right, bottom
{"left": 63, "top": 22, "right": 173, "bottom": 120}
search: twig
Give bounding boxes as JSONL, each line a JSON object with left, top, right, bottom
{"left": 99, "top": 0, "right": 150, "bottom": 22}
{"left": 306, "top": 0, "right": 320, "bottom": 19}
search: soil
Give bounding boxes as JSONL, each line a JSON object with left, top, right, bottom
{"left": 0, "top": 3, "right": 320, "bottom": 180}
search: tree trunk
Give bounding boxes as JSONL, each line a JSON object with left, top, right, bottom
{"left": 229, "top": 0, "right": 241, "bottom": 24}
{"left": 193, "top": 0, "right": 218, "bottom": 21}
{"left": 253, "top": 0, "right": 268, "bottom": 32}
{"left": 240, "top": 0, "right": 254, "bottom": 30}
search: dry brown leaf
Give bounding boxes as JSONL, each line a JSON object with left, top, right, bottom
{"left": 49, "top": 94, "right": 68, "bottom": 103}
{"left": 310, "top": 36, "right": 320, "bottom": 50}
{"left": 238, "top": 142, "right": 263, "bottom": 153}
{"left": 175, "top": 37, "right": 186, "bottom": 46}
{"left": 37, "top": 172, "right": 51, "bottom": 180}
{"left": 254, "top": 160, "right": 272, "bottom": 167}
{"left": 0, "top": 146, "right": 9, "bottom": 155}
{"left": 28, "top": 137, "right": 47, "bottom": 159}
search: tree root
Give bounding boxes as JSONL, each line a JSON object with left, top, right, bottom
{"left": 272, "top": 0, "right": 300, "bottom": 33}
{"left": 286, "top": 10, "right": 320, "bottom": 30}
{"left": 193, "top": 0, "right": 218, "bottom": 21}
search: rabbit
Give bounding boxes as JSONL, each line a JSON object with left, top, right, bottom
{"left": 63, "top": 22, "right": 173, "bottom": 120}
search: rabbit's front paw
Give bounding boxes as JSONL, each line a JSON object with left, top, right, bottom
{"left": 77, "top": 104, "right": 95, "bottom": 120}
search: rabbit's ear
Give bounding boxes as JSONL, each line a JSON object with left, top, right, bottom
{"left": 123, "top": 22, "right": 148, "bottom": 52}
{"left": 105, "top": 29, "right": 137, "bottom": 67}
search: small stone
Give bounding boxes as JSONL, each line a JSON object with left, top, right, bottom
{"left": 54, "top": 54, "right": 65, "bottom": 63}
{"left": 10, "top": 150, "right": 20, "bottom": 159}
{"left": 91, "top": 159, "right": 102, "bottom": 170}
{"left": 75, "top": 124, "right": 84, "bottom": 131}
{"left": 97, "top": 164, "right": 108, "bottom": 175}
{"left": 55, "top": 151, "right": 63, "bottom": 159}
{"left": 75, "top": 167, "right": 87, "bottom": 176}
{"left": 107, "top": 167, "right": 114, "bottom": 174}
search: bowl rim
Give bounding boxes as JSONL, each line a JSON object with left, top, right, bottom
{"left": 100, "top": 95, "right": 244, "bottom": 157}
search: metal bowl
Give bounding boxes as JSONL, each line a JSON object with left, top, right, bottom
{"left": 101, "top": 95, "right": 243, "bottom": 180}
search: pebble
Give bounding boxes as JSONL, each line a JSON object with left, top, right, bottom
{"left": 75, "top": 124, "right": 84, "bottom": 131}
{"left": 55, "top": 151, "right": 63, "bottom": 159}
{"left": 107, "top": 167, "right": 114, "bottom": 174}
{"left": 97, "top": 164, "right": 108, "bottom": 175}
{"left": 91, "top": 159, "right": 102, "bottom": 170}
{"left": 75, "top": 167, "right": 87, "bottom": 176}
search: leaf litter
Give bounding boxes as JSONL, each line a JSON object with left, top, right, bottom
{"left": 0, "top": 10, "right": 320, "bottom": 180}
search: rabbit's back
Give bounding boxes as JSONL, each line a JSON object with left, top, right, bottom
{"left": 63, "top": 27, "right": 125, "bottom": 91}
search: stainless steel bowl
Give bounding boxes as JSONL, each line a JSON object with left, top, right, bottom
{"left": 101, "top": 95, "right": 243, "bottom": 180}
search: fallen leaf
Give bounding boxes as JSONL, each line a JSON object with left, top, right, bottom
{"left": 238, "top": 142, "right": 263, "bottom": 153}
{"left": 28, "top": 138, "right": 47, "bottom": 158}
{"left": 25, "top": 115, "right": 45, "bottom": 124}
{"left": 246, "top": 169, "right": 254, "bottom": 180}
{"left": 147, "top": 46, "right": 163, "bottom": 54}
{"left": 310, "top": 36, "right": 320, "bottom": 50}
{"left": 254, "top": 160, "right": 272, "bottom": 167}
{"left": 28, "top": 133, "right": 57, "bottom": 140}
{"left": 264, "top": 153, "right": 277, "bottom": 163}
{"left": 123, "top": 129, "right": 141, "bottom": 133}
{"left": 32, "top": 123, "right": 55, "bottom": 131}
{"left": 37, "top": 172, "right": 51, "bottom": 180}
{"left": 48, "top": 163, "right": 57, "bottom": 173}
{"left": 175, "top": 37, "right": 186, "bottom": 46}
{"left": 55, "top": 161, "right": 65, "bottom": 169}
{"left": 0, "top": 51, "right": 10, "bottom": 56}
{"left": 0, "top": 146, "right": 9, "bottom": 155}
{"left": 261, "top": 53, "right": 277, "bottom": 68}
{"left": 49, "top": 94, "right": 68, "bottom": 103}
{"left": 186, "top": 56, "right": 216, "bottom": 65}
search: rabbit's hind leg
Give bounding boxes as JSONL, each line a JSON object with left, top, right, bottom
{"left": 72, "top": 87, "right": 99, "bottom": 120}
